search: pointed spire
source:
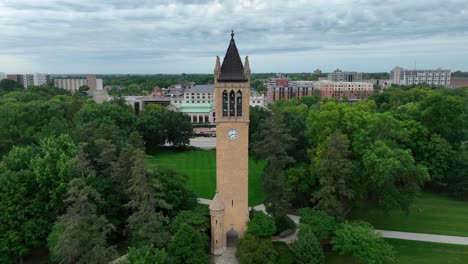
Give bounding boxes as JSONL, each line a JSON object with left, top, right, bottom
{"left": 214, "top": 56, "right": 221, "bottom": 79}
{"left": 243, "top": 56, "right": 250, "bottom": 79}
{"left": 218, "top": 31, "right": 247, "bottom": 82}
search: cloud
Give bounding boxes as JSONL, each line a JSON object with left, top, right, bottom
{"left": 0, "top": 0, "right": 467, "bottom": 73}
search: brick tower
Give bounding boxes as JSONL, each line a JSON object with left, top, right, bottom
{"left": 210, "top": 31, "right": 250, "bottom": 255}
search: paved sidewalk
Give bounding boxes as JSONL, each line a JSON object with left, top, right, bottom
{"left": 374, "top": 230, "right": 468, "bottom": 245}
{"left": 199, "top": 198, "right": 468, "bottom": 246}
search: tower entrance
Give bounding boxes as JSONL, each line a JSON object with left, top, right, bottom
{"left": 226, "top": 228, "right": 239, "bottom": 248}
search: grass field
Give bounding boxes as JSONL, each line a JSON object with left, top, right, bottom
{"left": 146, "top": 150, "right": 265, "bottom": 206}
{"left": 326, "top": 239, "right": 468, "bottom": 264}
{"left": 349, "top": 192, "right": 468, "bottom": 236}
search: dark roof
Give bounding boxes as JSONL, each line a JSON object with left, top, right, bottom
{"left": 218, "top": 32, "right": 247, "bottom": 82}
{"left": 186, "top": 84, "right": 214, "bottom": 93}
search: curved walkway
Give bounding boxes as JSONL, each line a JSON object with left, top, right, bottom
{"left": 198, "top": 198, "right": 468, "bottom": 245}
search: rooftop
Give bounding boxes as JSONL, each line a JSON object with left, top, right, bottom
{"left": 186, "top": 84, "right": 214, "bottom": 94}
{"left": 218, "top": 31, "right": 247, "bottom": 82}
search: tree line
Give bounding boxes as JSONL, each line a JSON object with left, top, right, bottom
{"left": 0, "top": 79, "right": 202, "bottom": 263}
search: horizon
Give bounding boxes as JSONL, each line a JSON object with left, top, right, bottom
{"left": 1, "top": 0, "right": 468, "bottom": 73}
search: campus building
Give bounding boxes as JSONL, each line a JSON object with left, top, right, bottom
{"left": 266, "top": 78, "right": 315, "bottom": 103}
{"left": 390, "top": 66, "right": 451, "bottom": 86}
{"left": 328, "top": 69, "right": 362, "bottom": 82}
{"left": 316, "top": 81, "right": 374, "bottom": 101}
{"left": 54, "top": 75, "right": 103, "bottom": 92}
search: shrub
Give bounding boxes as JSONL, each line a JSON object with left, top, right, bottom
{"left": 247, "top": 211, "right": 276, "bottom": 238}
{"left": 125, "top": 246, "right": 166, "bottom": 264}
{"left": 294, "top": 225, "right": 325, "bottom": 264}
{"left": 298, "top": 208, "right": 336, "bottom": 240}
{"left": 236, "top": 234, "right": 277, "bottom": 264}
{"left": 332, "top": 221, "right": 395, "bottom": 264}
{"left": 274, "top": 214, "right": 295, "bottom": 234}
{"left": 273, "top": 241, "right": 295, "bottom": 264}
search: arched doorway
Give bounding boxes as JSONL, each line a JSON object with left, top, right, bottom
{"left": 226, "top": 228, "right": 238, "bottom": 248}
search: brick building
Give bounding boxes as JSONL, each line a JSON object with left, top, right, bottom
{"left": 317, "top": 81, "right": 373, "bottom": 101}
{"left": 266, "top": 78, "right": 315, "bottom": 103}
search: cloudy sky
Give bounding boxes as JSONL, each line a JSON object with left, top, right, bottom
{"left": 1, "top": 0, "right": 468, "bottom": 74}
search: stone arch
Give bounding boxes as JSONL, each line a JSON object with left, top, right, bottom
{"left": 193, "top": 115, "right": 197, "bottom": 123}
{"left": 229, "top": 90, "right": 235, "bottom": 116}
{"left": 236, "top": 90, "right": 242, "bottom": 116}
{"left": 199, "top": 115, "right": 204, "bottom": 123}
{"left": 222, "top": 90, "right": 228, "bottom": 116}
{"left": 226, "top": 228, "right": 238, "bottom": 248}
{"left": 205, "top": 115, "right": 209, "bottom": 123}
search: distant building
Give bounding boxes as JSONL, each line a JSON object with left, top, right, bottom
{"left": 54, "top": 75, "right": 102, "bottom": 92}
{"left": 22, "top": 74, "right": 34, "bottom": 88}
{"left": 7, "top": 74, "right": 23, "bottom": 85}
{"left": 390, "top": 66, "right": 451, "bottom": 86}
{"left": 266, "top": 77, "right": 315, "bottom": 103}
{"left": 167, "top": 84, "right": 186, "bottom": 96}
{"left": 0, "top": 72, "right": 6, "bottom": 80}
{"left": 317, "top": 81, "right": 373, "bottom": 101}
{"left": 328, "top": 69, "right": 362, "bottom": 82}
{"left": 362, "top": 79, "right": 392, "bottom": 89}
{"left": 184, "top": 84, "right": 215, "bottom": 104}
{"left": 250, "top": 90, "right": 265, "bottom": 107}
{"left": 33, "top": 73, "right": 49, "bottom": 86}
{"left": 152, "top": 87, "right": 166, "bottom": 96}
{"left": 450, "top": 77, "right": 468, "bottom": 88}
{"left": 314, "top": 69, "right": 322, "bottom": 75}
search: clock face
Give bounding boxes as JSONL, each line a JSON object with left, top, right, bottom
{"left": 226, "top": 129, "right": 238, "bottom": 141}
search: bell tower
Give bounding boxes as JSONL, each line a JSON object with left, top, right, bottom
{"left": 210, "top": 31, "right": 250, "bottom": 255}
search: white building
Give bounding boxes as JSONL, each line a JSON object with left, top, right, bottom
{"left": 184, "top": 84, "right": 215, "bottom": 104}
{"left": 0, "top": 72, "right": 6, "bottom": 80}
{"left": 390, "top": 66, "right": 451, "bottom": 86}
{"left": 33, "top": 73, "right": 48, "bottom": 86}
{"left": 22, "top": 74, "right": 34, "bottom": 88}
{"left": 250, "top": 90, "right": 265, "bottom": 107}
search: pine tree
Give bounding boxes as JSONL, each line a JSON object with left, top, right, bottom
{"left": 125, "top": 149, "right": 171, "bottom": 247}
{"left": 313, "top": 130, "right": 354, "bottom": 216}
{"left": 48, "top": 178, "right": 117, "bottom": 264}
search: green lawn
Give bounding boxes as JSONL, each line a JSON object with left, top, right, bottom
{"left": 146, "top": 150, "right": 265, "bottom": 206}
{"left": 326, "top": 239, "right": 468, "bottom": 264}
{"left": 349, "top": 192, "right": 468, "bottom": 236}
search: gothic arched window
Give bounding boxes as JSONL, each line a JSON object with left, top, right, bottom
{"left": 229, "top": 90, "right": 235, "bottom": 116}
{"left": 222, "top": 90, "right": 228, "bottom": 116}
{"left": 236, "top": 90, "right": 242, "bottom": 116}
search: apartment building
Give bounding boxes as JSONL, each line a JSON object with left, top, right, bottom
{"left": 390, "top": 66, "right": 451, "bottom": 86}
{"left": 317, "top": 81, "right": 373, "bottom": 101}
{"left": 266, "top": 78, "right": 315, "bottom": 103}
{"left": 0, "top": 72, "right": 6, "bottom": 80}
{"left": 328, "top": 69, "right": 362, "bottom": 82}
{"left": 54, "top": 75, "right": 102, "bottom": 92}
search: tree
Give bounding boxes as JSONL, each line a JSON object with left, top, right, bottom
{"left": 332, "top": 221, "right": 395, "bottom": 264}
{"left": 312, "top": 130, "right": 354, "bottom": 216}
{"left": 249, "top": 106, "right": 268, "bottom": 149}
{"left": 137, "top": 105, "right": 192, "bottom": 149}
{"left": 163, "top": 110, "right": 193, "bottom": 147}
{"left": 294, "top": 226, "right": 325, "bottom": 264}
{"left": 31, "top": 134, "right": 77, "bottom": 214}
{"left": 0, "top": 79, "right": 22, "bottom": 92}
{"left": 48, "top": 178, "right": 117, "bottom": 264}
{"left": 167, "top": 224, "right": 209, "bottom": 264}
{"left": 362, "top": 141, "right": 428, "bottom": 212}
{"left": 125, "top": 149, "right": 171, "bottom": 247}
{"left": 125, "top": 246, "right": 167, "bottom": 264}
{"left": 252, "top": 109, "right": 295, "bottom": 228}
{"left": 247, "top": 211, "right": 276, "bottom": 238}
{"left": 298, "top": 208, "right": 336, "bottom": 240}
{"left": 236, "top": 234, "right": 277, "bottom": 264}
{"left": 170, "top": 207, "right": 210, "bottom": 235}
{"left": 0, "top": 147, "right": 48, "bottom": 263}
{"left": 286, "top": 164, "right": 314, "bottom": 208}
